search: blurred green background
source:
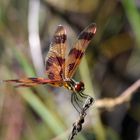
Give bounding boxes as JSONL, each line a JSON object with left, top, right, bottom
{"left": 0, "top": 0, "right": 140, "bottom": 140}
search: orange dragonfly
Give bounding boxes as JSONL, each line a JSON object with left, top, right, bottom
{"left": 4, "top": 23, "right": 96, "bottom": 112}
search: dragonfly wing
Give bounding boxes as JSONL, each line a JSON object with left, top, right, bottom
{"left": 5, "top": 78, "right": 62, "bottom": 87}
{"left": 65, "top": 23, "right": 96, "bottom": 78}
{"left": 45, "top": 25, "right": 67, "bottom": 81}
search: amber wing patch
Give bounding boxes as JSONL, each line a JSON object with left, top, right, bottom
{"left": 5, "top": 78, "right": 47, "bottom": 87}
{"left": 45, "top": 25, "right": 67, "bottom": 81}
{"left": 5, "top": 78, "right": 62, "bottom": 87}
{"left": 65, "top": 23, "right": 97, "bottom": 78}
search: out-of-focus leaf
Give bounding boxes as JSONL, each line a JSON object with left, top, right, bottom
{"left": 100, "top": 33, "right": 134, "bottom": 59}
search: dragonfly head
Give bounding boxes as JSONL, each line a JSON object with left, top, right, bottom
{"left": 74, "top": 81, "right": 85, "bottom": 93}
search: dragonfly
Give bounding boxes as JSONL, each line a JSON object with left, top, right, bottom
{"left": 4, "top": 23, "right": 96, "bottom": 112}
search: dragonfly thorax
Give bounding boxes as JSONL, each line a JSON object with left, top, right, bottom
{"left": 64, "top": 79, "right": 85, "bottom": 93}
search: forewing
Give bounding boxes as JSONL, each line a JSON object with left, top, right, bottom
{"left": 45, "top": 25, "right": 67, "bottom": 81}
{"left": 65, "top": 23, "right": 97, "bottom": 78}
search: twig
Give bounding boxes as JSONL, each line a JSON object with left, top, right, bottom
{"left": 51, "top": 80, "right": 140, "bottom": 140}
{"left": 95, "top": 79, "right": 140, "bottom": 109}
{"left": 68, "top": 96, "right": 94, "bottom": 140}
{"left": 50, "top": 78, "right": 140, "bottom": 140}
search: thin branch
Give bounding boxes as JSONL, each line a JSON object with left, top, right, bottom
{"left": 68, "top": 96, "right": 94, "bottom": 140}
{"left": 95, "top": 79, "right": 140, "bottom": 109}
{"left": 51, "top": 80, "right": 140, "bottom": 140}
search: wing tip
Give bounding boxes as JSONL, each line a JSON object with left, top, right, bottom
{"left": 58, "top": 24, "right": 63, "bottom": 27}
{"left": 87, "top": 23, "right": 97, "bottom": 34}
{"left": 78, "top": 23, "right": 97, "bottom": 40}
{"left": 55, "top": 24, "right": 66, "bottom": 34}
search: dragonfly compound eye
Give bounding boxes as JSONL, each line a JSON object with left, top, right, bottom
{"left": 74, "top": 81, "right": 85, "bottom": 92}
